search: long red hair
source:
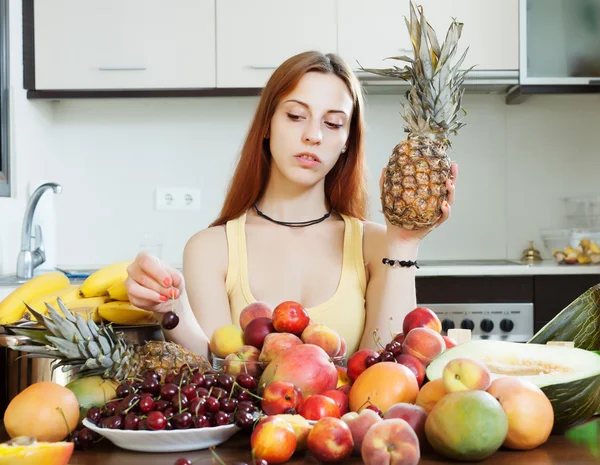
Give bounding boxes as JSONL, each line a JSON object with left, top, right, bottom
{"left": 210, "top": 51, "right": 368, "bottom": 227}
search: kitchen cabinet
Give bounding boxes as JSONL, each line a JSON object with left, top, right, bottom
{"left": 216, "top": 0, "right": 338, "bottom": 88}
{"left": 31, "top": 0, "right": 216, "bottom": 90}
{"left": 338, "top": 0, "right": 518, "bottom": 73}
{"left": 0, "top": 287, "right": 16, "bottom": 302}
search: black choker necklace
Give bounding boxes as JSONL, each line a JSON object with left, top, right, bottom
{"left": 253, "top": 203, "right": 332, "bottom": 228}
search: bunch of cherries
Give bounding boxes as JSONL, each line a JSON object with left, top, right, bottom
{"left": 72, "top": 366, "right": 262, "bottom": 451}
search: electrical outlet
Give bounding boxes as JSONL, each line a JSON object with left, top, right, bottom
{"left": 155, "top": 187, "right": 201, "bottom": 211}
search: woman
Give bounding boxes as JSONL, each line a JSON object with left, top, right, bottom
{"left": 125, "top": 51, "right": 457, "bottom": 359}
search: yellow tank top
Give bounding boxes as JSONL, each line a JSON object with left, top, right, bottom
{"left": 225, "top": 211, "right": 367, "bottom": 356}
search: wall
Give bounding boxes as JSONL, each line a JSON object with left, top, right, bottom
{"left": 1, "top": 0, "right": 599, "bottom": 274}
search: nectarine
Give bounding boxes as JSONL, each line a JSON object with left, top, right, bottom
{"left": 251, "top": 416, "right": 297, "bottom": 464}
{"left": 272, "top": 301, "right": 310, "bottom": 335}
{"left": 239, "top": 301, "right": 273, "bottom": 330}
{"left": 403, "top": 306, "right": 442, "bottom": 334}
{"left": 307, "top": 417, "right": 354, "bottom": 463}
{"left": 341, "top": 409, "right": 382, "bottom": 455}
{"left": 361, "top": 419, "right": 420, "bottom": 465}
{"left": 402, "top": 327, "right": 445, "bottom": 366}
{"left": 442, "top": 357, "right": 492, "bottom": 392}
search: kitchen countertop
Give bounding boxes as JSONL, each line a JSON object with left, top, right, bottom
{"left": 1, "top": 424, "right": 598, "bottom": 464}
{"left": 0, "top": 261, "right": 599, "bottom": 287}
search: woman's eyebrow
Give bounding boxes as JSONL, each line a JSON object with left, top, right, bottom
{"left": 284, "top": 99, "right": 347, "bottom": 116}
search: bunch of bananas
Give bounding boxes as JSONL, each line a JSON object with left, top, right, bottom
{"left": 0, "top": 261, "right": 156, "bottom": 326}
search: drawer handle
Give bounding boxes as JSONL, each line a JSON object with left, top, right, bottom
{"left": 249, "top": 65, "right": 278, "bottom": 70}
{"left": 98, "top": 66, "right": 147, "bottom": 71}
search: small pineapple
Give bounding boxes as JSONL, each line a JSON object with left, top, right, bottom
{"left": 8, "top": 299, "right": 211, "bottom": 383}
{"left": 362, "top": 1, "right": 470, "bottom": 229}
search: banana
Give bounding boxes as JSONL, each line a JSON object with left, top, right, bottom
{"left": 106, "top": 280, "right": 129, "bottom": 301}
{"left": 64, "top": 296, "right": 110, "bottom": 323}
{"left": 0, "top": 272, "right": 71, "bottom": 324}
{"left": 97, "top": 301, "right": 156, "bottom": 325}
{"left": 24, "top": 284, "right": 81, "bottom": 315}
{"left": 79, "top": 261, "right": 133, "bottom": 298}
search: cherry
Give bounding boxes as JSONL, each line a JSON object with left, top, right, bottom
{"left": 202, "top": 375, "right": 217, "bottom": 390}
{"left": 171, "top": 392, "right": 189, "bottom": 411}
{"left": 220, "top": 398, "right": 238, "bottom": 413}
{"left": 117, "top": 393, "right": 141, "bottom": 416}
{"left": 366, "top": 405, "right": 383, "bottom": 417}
{"left": 234, "top": 410, "right": 254, "bottom": 429}
{"left": 72, "top": 433, "right": 81, "bottom": 450}
{"left": 236, "top": 373, "right": 257, "bottom": 391}
{"left": 174, "top": 459, "right": 192, "bottom": 465}
{"left": 171, "top": 411, "right": 193, "bottom": 429}
{"left": 131, "top": 381, "right": 143, "bottom": 392}
{"left": 212, "top": 411, "right": 231, "bottom": 426}
{"left": 101, "top": 400, "right": 119, "bottom": 417}
{"left": 165, "top": 373, "right": 176, "bottom": 384}
{"left": 143, "top": 370, "right": 161, "bottom": 383}
{"left": 77, "top": 428, "right": 94, "bottom": 450}
{"left": 196, "top": 387, "right": 209, "bottom": 398}
{"left": 365, "top": 355, "right": 379, "bottom": 368}
{"left": 235, "top": 389, "right": 251, "bottom": 402}
{"left": 194, "top": 414, "right": 211, "bottom": 428}
{"left": 142, "top": 377, "right": 160, "bottom": 396}
{"left": 189, "top": 397, "right": 207, "bottom": 416}
{"left": 101, "top": 415, "right": 123, "bottom": 430}
{"left": 172, "top": 372, "right": 189, "bottom": 387}
{"left": 205, "top": 396, "right": 220, "bottom": 414}
{"left": 210, "top": 387, "right": 228, "bottom": 400}
{"left": 85, "top": 407, "right": 102, "bottom": 424}
{"left": 116, "top": 382, "right": 132, "bottom": 398}
{"left": 153, "top": 399, "right": 171, "bottom": 412}
{"left": 385, "top": 341, "right": 403, "bottom": 357}
{"left": 124, "top": 412, "right": 140, "bottom": 430}
{"left": 163, "top": 407, "right": 175, "bottom": 418}
{"left": 162, "top": 311, "right": 179, "bottom": 330}
{"left": 139, "top": 396, "right": 155, "bottom": 413}
{"left": 138, "top": 418, "right": 150, "bottom": 430}
{"left": 181, "top": 384, "right": 198, "bottom": 399}
{"left": 146, "top": 411, "right": 167, "bottom": 430}
{"left": 236, "top": 401, "right": 255, "bottom": 413}
{"left": 191, "top": 372, "right": 205, "bottom": 385}
{"left": 160, "top": 383, "right": 179, "bottom": 400}
{"left": 378, "top": 350, "right": 395, "bottom": 362}
{"left": 217, "top": 373, "right": 234, "bottom": 392}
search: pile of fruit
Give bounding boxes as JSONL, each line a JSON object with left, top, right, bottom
{"left": 0, "top": 261, "right": 161, "bottom": 326}
{"left": 552, "top": 238, "right": 600, "bottom": 265}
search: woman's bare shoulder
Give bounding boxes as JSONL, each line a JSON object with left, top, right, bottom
{"left": 184, "top": 225, "right": 229, "bottom": 273}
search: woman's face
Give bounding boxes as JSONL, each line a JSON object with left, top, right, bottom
{"left": 268, "top": 72, "right": 354, "bottom": 188}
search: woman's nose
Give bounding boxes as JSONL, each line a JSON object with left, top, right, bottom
{"left": 303, "top": 120, "right": 322, "bottom": 145}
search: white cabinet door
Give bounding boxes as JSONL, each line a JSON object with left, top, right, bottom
{"left": 338, "top": 0, "right": 413, "bottom": 72}
{"left": 216, "top": 0, "right": 338, "bottom": 88}
{"left": 417, "top": 0, "right": 518, "bottom": 71}
{"left": 34, "top": 0, "right": 216, "bottom": 90}
{"left": 338, "top": 0, "right": 518, "bottom": 73}
{"left": 0, "top": 287, "right": 17, "bottom": 302}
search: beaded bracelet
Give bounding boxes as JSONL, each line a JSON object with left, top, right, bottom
{"left": 382, "top": 258, "right": 419, "bottom": 269}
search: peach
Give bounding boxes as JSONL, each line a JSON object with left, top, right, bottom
{"left": 443, "top": 335, "right": 457, "bottom": 349}
{"left": 487, "top": 377, "right": 554, "bottom": 450}
{"left": 299, "top": 394, "right": 341, "bottom": 421}
{"left": 251, "top": 416, "right": 297, "bottom": 464}
{"left": 209, "top": 324, "right": 245, "bottom": 358}
{"left": 223, "top": 345, "right": 261, "bottom": 377}
{"left": 301, "top": 323, "right": 342, "bottom": 357}
{"left": 395, "top": 353, "right": 426, "bottom": 387}
{"left": 261, "top": 381, "right": 303, "bottom": 416}
{"left": 341, "top": 408, "right": 382, "bottom": 455}
{"left": 347, "top": 348, "right": 378, "bottom": 382}
{"left": 335, "top": 336, "right": 348, "bottom": 358}
{"left": 258, "top": 344, "right": 338, "bottom": 397}
{"left": 415, "top": 379, "right": 447, "bottom": 414}
{"left": 402, "top": 327, "right": 445, "bottom": 366}
{"left": 442, "top": 357, "right": 492, "bottom": 392}
{"left": 307, "top": 417, "right": 354, "bottom": 463}
{"left": 361, "top": 419, "right": 420, "bottom": 465}
{"left": 239, "top": 301, "right": 273, "bottom": 330}
{"left": 275, "top": 414, "right": 312, "bottom": 451}
{"left": 0, "top": 439, "right": 74, "bottom": 465}
{"left": 258, "top": 332, "right": 303, "bottom": 363}
{"left": 403, "top": 306, "right": 442, "bottom": 334}
{"left": 272, "top": 300, "right": 310, "bottom": 335}
{"left": 244, "top": 316, "right": 275, "bottom": 350}
{"left": 349, "top": 362, "right": 419, "bottom": 414}
{"left": 384, "top": 403, "right": 428, "bottom": 445}
{"left": 322, "top": 389, "right": 349, "bottom": 416}
{"left": 336, "top": 366, "right": 351, "bottom": 389}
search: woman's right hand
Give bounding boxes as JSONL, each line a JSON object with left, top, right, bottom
{"left": 125, "top": 252, "right": 183, "bottom": 314}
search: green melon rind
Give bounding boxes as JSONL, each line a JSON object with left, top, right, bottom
{"left": 528, "top": 284, "right": 600, "bottom": 351}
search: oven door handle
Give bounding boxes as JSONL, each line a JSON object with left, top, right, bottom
{"left": 0, "top": 335, "right": 31, "bottom": 347}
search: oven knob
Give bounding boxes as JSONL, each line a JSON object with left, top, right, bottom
{"left": 442, "top": 319, "right": 455, "bottom": 332}
{"left": 461, "top": 319, "right": 475, "bottom": 331}
{"left": 500, "top": 319, "right": 514, "bottom": 332}
{"left": 480, "top": 319, "right": 494, "bottom": 333}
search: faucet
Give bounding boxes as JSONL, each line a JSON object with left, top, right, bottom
{"left": 16, "top": 182, "right": 63, "bottom": 279}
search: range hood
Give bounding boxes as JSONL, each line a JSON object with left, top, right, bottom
{"left": 356, "top": 69, "right": 519, "bottom": 96}
{"left": 507, "top": 0, "right": 600, "bottom": 104}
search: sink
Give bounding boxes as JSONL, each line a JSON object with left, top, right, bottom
{"left": 0, "top": 269, "right": 92, "bottom": 286}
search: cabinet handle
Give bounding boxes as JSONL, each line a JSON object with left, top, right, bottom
{"left": 98, "top": 66, "right": 147, "bottom": 71}
{"left": 590, "top": 79, "right": 600, "bottom": 85}
{"left": 249, "top": 65, "right": 278, "bottom": 70}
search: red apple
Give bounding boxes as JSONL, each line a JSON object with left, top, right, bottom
{"left": 298, "top": 394, "right": 340, "bottom": 421}
{"left": 272, "top": 301, "right": 310, "bottom": 335}
{"left": 394, "top": 353, "right": 426, "bottom": 387}
{"left": 307, "top": 417, "right": 354, "bottom": 463}
{"left": 244, "top": 316, "right": 275, "bottom": 350}
{"left": 361, "top": 418, "right": 420, "bottom": 465}
{"left": 347, "top": 349, "right": 378, "bottom": 382}
{"left": 383, "top": 403, "right": 428, "bottom": 445}
{"left": 403, "top": 307, "right": 442, "bottom": 334}
{"left": 341, "top": 409, "right": 382, "bottom": 455}
{"left": 337, "top": 384, "right": 352, "bottom": 396}
{"left": 261, "top": 381, "right": 303, "bottom": 416}
{"left": 251, "top": 416, "right": 297, "bottom": 464}
{"left": 322, "top": 389, "right": 349, "bottom": 416}
{"left": 239, "top": 301, "right": 273, "bottom": 331}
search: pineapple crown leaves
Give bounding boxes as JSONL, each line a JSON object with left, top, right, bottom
{"left": 359, "top": 1, "right": 472, "bottom": 141}
{"left": 8, "top": 298, "right": 131, "bottom": 379}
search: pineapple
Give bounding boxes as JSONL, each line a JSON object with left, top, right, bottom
{"left": 7, "top": 299, "right": 211, "bottom": 383}
{"left": 361, "top": 2, "right": 470, "bottom": 229}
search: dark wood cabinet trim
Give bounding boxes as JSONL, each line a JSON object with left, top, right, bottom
{"left": 27, "top": 88, "right": 264, "bottom": 99}
{"left": 22, "top": 0, "right": 34, "bottom": 90}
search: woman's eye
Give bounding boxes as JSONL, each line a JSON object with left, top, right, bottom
{"left": 287, "top": 113, "right": 302, "bottom": 121}
{"left": 325, "top": 122, "right": 343, "bottom": 129}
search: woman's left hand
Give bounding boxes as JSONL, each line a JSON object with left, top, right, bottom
{"left": 380, "top": 163, "right": 458, "bottom": 244}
